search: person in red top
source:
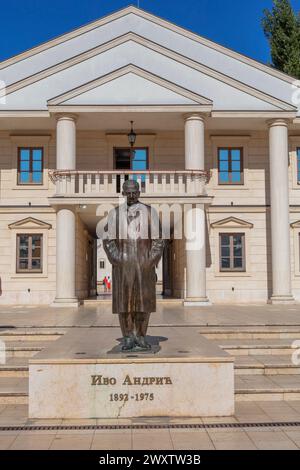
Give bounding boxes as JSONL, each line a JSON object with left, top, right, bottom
{"left": 106, "top": 276, "right": 111, "bottom": 292}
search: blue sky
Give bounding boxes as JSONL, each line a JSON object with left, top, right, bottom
{"left": 1, "top": 0, "right": 300, "bottom": 64}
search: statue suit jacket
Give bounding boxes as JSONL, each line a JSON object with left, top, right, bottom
{"left": 103, "top": 202, "right": 164, "bottom": 314}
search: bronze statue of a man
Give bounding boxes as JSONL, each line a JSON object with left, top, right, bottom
{"left": 103, "top": 180, "right": 164, "bottom": 351}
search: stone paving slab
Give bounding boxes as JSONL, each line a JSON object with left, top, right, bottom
{"left": 0, "top": 401, "right": 300, "bottom": 449}
{"left": 1, "top": 304, "right": 300, "bottom": 328}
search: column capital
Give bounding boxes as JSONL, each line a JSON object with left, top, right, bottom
{"left": 183, "top": 113, "right": 206, "bottom": 123}
{"left": 267, "top": 118, "right": 290, "bottom": 128}
{"left": 55, "top": 113, "right": 78, "bottom": 123}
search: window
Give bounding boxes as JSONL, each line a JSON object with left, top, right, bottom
{"left": 17, "top": 234, "right": 42, "bottom": 273}
{"left": 114, "top": 148, "right": 148, "bottom": 171}
{"left": 131, "top": 149, "right": 148, "bottom": 172}
{"left": 297, "top": 148, "right": 300, "bottom": 184}
{"left": 18, "top": 148, "right": 43, "bottom": 185}
{"left": 218, "top": 148, "right": 243, "bottom": 185}
{"left": 220, "top": 233, "right": 245, "bottom": 272}
{"left": 99, "top": 259, "right": 105, "bottom": 270}
{"left": 114, "top": 148, "right": 148, "bottom": 192}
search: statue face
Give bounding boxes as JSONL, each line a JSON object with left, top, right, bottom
{"left": 122, "top": 182, "right": 140, "bottom": 206}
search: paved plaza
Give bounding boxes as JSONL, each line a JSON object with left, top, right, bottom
{"left": 1, "top": 403, "right": 300, "bottom": 449}
{"left": 0, "top": 301, "right": 300, "bottom": 328}
{"left": 1, "top": 302, "right": 300, "bottom": 449}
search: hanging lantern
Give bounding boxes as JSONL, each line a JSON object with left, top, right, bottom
{"left": 128, "top": 121, "right": 137, "bottom": 147}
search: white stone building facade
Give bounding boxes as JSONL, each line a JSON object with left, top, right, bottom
{"left": 0, "top": 6, "right": 300, "bottom": 306}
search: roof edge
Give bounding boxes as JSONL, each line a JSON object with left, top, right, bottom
{"left": 0, "top": 5, "right": 299, "bottom": 86}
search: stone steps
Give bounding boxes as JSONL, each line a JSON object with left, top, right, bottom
{"left": 0, "top": 334, "right": 63, "bottom": 342}
{"left": 0, "top": 377, "right": 28, "bottom": 404}
{"left": 215, "top": 338, "right": 295, "bottom": 355}
{"left": 2, "top": 356, "right": 299, "bottom": 378}
{"left": 0, "top": 328, "right": 65, "bottom": 342}
{"left": 1, "top": 326, "right": 300, "bottom": 404}
{"left": 234, "top": 355, "right": 300, "bottom": 375}
{"left": 200, "top": 326, "right": 300, "bottom": 340}
{"left": 0, "top": 329, "right": 61, "bottom": 403}
{"left": 0, "top": 358, "right": 29, "bottom": 377}
{"left": 210, "top": 328, "right": 300, "bottom": 401}
{"left": 235, "top": 374, "right": 300, "bottom": 401}
{"left": 3, "top": 341, "right": 55, "bottom": 358}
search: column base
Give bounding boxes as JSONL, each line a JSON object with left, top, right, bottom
{"left": 183, "top": 297, "right": 211, "bottom": 307}
{"left": 51, "top": 298, "right": 80, "bottom": 308}
{"left": 268, "top": 295, "right": 295, "bottom": 305}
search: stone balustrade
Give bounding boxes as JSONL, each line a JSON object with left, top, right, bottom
{"left": 49, "top": 170, "right": 210, "bottom": 197}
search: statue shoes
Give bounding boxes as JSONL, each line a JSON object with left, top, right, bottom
{"left": 122, "top": 335, "right": 135, "bottom": 351}
{"left": 134, "top": 335, "right": 151, "bottom": 350}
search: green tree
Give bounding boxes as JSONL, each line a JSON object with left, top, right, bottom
{"left": 262, "top": 0, "right": 300, "bottom": 78}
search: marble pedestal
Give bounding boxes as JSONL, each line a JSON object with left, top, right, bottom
{"left": 29, "top": 327, "right": 234, "bottom": 419}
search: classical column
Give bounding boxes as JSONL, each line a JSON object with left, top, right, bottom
{"left": 56, "top": 114, "right": 77, "bottom": 169}
{"left": 184, "top": 113, "right": 205, "bottom": 170}
{"left": 184, "top": 203, "right": 209, "bottom": 305}
{"left": 52, "top": 114, "right": 78, "bottom": 307}
{"left": 268, "top": 119, "right": 294, "bottom": 304}
{"left": 184, "top": 114, "right": 210, "bottom": 305}
{"left": 53, "top": 207, "right": 78, "bottom": 306}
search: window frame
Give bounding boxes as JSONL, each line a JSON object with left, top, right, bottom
{"left": 113, "top": 147, "right": 149, "bottom": 170}
{"left": 16, "top": 233, "right": 43, "bottom": 273}
{"left": 290, "top": 221, "right": 300, "bottom": 276}
{"left": 17, "top": 147, "right": 44, "bottom": 186}
{"left": 217, "top": 147, "right": 244, "bottom": 185}
{"left": 219, "top": 232, "right": 246, "bottom": 272}
{"left": 99, "top": 259, "right": 105, "bottom": 270}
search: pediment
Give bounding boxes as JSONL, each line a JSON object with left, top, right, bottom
{"left": 0, "top": 6, "right": 298, "bottom": 115}
{"left": 8, "top": 217, "right": 52, "bottom": 230}
{"left": 291, "top": 220, "right": 300, "bottom": 228}
{"left": 211, "top": 217, "right": 253, "bottom": 229}
{"left": 47, "top": 65, "right": 212, "bottom": 107}
{"left": 1, "top": 42, "right": 295, "bottom": 113}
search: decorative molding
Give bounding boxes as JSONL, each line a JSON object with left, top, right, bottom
{"left": 9, "top": 219, "right": 51, "bottom": 279}
{"left": 0, "top": 111, "right": 50, "bottom": 118}
{"left": 211, "top": 216, "right": 254, "bottom": 229}
{"left": 1, "top": 31, "right": 296, "bottom": 113}
{"left": 47, "top": 64, "right": 212, "bottom": 107}
{"left": 211, "top": 111, "right": 297, "bottom": 118}
{"left": 48, "top": 105, "right": 211, "bottom": 113}
{"left": 291, "top": 220, "right": 300, "bottom": 228}
{"left": 8, "top": 217, "right": 52, "bottom": 230}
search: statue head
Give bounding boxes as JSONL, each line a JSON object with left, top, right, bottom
{"left": 122, "top": 179, "right": 140, "bottom": 206}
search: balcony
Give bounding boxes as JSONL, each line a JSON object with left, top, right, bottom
{"left": 49, "top": 170, "right": 210, "bottom": 201}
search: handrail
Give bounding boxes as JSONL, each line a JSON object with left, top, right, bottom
{"left": 49, "top": 169, "right": 210, "bottom": 197}
{"left": 49, "top": 169, "right": 211, "bottom": 183}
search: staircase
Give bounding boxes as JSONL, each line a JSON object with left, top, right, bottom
{"left": 200, "top": 326, "right": 300, "bottom": 402}
{"left": 0, "top": 328, "right": 64, "bottom": 404}
{"left": 1, "top": 325, "right": 300, "bottom": 405}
